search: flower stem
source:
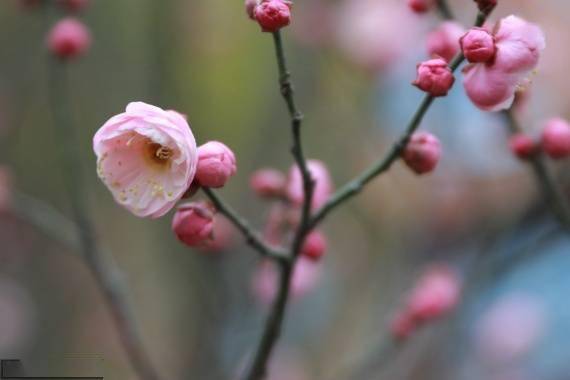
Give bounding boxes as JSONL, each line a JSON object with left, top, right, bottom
{"left": 48, "top": 60, "right": 161, "bottom": 380}
{"left": 201, "top": 187, "right": 287, "bottom": 260}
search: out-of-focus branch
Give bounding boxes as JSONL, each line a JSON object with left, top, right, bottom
{"left": 502, "top": 110, "right": 570, "bottom": 230}
{"left": 48, "top": 60, "right": 161, "bottom": 380}
{"left": 202, "top": 187, "right": 287, "bottom": 260}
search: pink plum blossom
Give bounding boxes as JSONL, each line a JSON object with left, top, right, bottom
{"left": 47, "top": 18, "right": 91, "bottom": 59}
{"left": 195, "top": 141, "right": 237, "bottom": 188}
{"left": 93, "top": 102, "right": 198, "bottom": 218}
{"left": 286, "top": 160, "right": 332, "bottom": 211}
{"left": 463, "top": 16, "right": 546, "bottom": 111}
{"left": 335, "top": 0, "right": 417, "bottom": 72}
{"left": 426, "top": 21, "right": 466, "bottom": 62}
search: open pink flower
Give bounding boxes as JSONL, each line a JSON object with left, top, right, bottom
{"left": 94, "top": 102, "right": 197, "bottom": 218}
{"left": 463, "top": 16, "right": 545, "bottom": 112}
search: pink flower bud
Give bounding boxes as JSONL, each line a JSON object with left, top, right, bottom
{"left": 413, "top": 58, "right": 455, "bottom": 97}
{"left": 407, "top": 265, "right": 461, "bottom": 322}
{"left": 426, "top": 22, "right": 466, "bottom": 62}
{"left": 407, "top": 0, "right": 434, "bottom": 13}
{"left": 541, "top": 118, "right": 570, "bottom": 159}
{"left": 195, "top": 141, "right": 237, "bottom": 188}
{"left": 402, "top": 132, "right": 442, "bottom": 175}
{"left": 245, "top": 0, "right": 259, "bottom": 19}
{"left": 460, "top": 27, "right": 496, "bottom": 63}
{"left": 286, "top": 160, "right": 333, "bottom": 211}
{"left": 509, "top": 133, "right": 539, "bottom": 160}
{"left": 250, "top": 168, "right": 286, "bottom": 198}
{"left": 254, "top": 0, "right": 292, "bottom": 32}
{"left": 172, "top": 202, "right": 215, "bottom": 247}
{"left": 47, "top": 18, "right": 91, "bottom": 60}
{"left": 56, "top": 0, "right": 89, "bottom": 12}
{"left": 301, "top": 230, "right": 327, "bottom": 261}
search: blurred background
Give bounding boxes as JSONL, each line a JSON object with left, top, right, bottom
{"left": 1, "top": 0, "right": 570, "bottom": 379}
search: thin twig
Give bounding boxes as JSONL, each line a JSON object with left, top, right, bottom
{"left": 502, "top": 110, "right": 570, "bottom": 229}
{"left": 243, "top": 30, "right": 315, "bottom": 380}
{"left": 201, "top": 187, "right": 287, "bottom": 260}
{"left": 48, "top": 60, "right": 161, "bottom": 380}
{"left": 309, "top": 8, "right": 490, "bottom": 231}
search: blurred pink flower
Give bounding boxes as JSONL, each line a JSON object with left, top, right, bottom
{"left": 427, "top": 21, "right": 466, "bottom": 62}
{"left": 463, "top": 15, "right": 545, "bottom": 111}
{"left": 286, "top": 160, "right": 332, "bottom": 211}
{"left": 407, "top": 264, "right": 461, "bottom": 322}
{"left": 195, "top": 141, "right": 237, "bottom": 188}
{"left": 250, "top": 168, "right": 286, "bottom": 199}
{"left": 541, "top": 117, "right": 570, "bottom": 159}
{"left": 94, "top": 102, "right": 197, "bottom": 218}
{"left": 476, "top": 294, "right": 546, "bottom": 365}
{"left": 47, "top": 18, "right": 91, "bottom": 60}
{"left": 290, "top": 0, "right": 333, "bottom": 47}
{"left": 335, "top": 0, "right": 418, "bottom": 72}
{"left": 252, "top": 257, "right": 321, "bottom": 304}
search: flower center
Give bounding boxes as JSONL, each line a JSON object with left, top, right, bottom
{"left": 144, "top": 141, "right": 174, "bottom": 168}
